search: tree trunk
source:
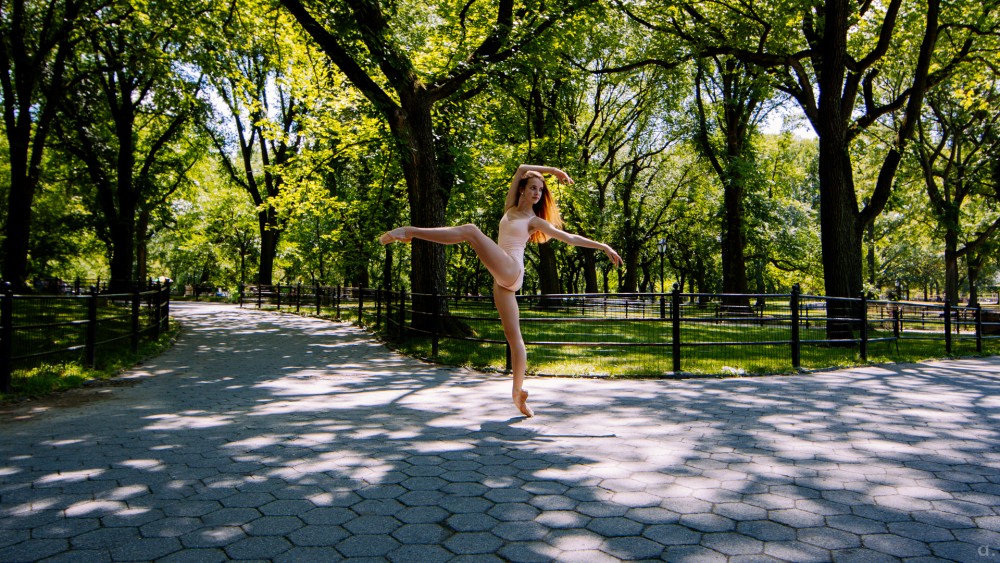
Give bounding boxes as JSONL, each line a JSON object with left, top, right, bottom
{"left": 944, "top": 228, "right": 959, "bottom": 305}
{"left": 2, "top": 173, "right": 34, "bottom": 289}
{"left": 582, "top": 249, "right": 598, "bottom": 294}
{"left": 136, "top": 211, "right": 150, "bottom": 283}
{"left": 720, "top": 180, "right": 749, "bottom": 306}
{"left": 817, "top": 134, "right": 864, "bottom": 339}
{"left": 257, "top": 210, "right": 279, "bottom": 286}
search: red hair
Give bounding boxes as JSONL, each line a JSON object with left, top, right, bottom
{"left": 506, "top": 171, "right": 563, "bottom": 243}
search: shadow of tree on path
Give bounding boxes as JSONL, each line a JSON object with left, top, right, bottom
{"left": 0, "top": 303, "right": 998, "bottom": 562}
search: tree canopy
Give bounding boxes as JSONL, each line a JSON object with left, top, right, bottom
{"left": 1, "top": 0, "right": 999, "bottom": 306}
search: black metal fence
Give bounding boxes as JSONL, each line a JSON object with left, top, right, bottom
{"left": 0, "top": 281, "right": 172, "bottom": 393}
{"left": 240, "top": 282, "right": 1000, "bottom": 377}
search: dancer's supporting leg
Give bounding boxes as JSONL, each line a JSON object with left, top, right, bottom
{"left": 381, "top": 225, "right": 521, "bottom": 290}
{"left": 494, "top": 285, "right": 532, "bottom": 417}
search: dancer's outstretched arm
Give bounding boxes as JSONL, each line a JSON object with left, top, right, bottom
{"left": 530, "top": 218, "right": 624, "bottom": 267}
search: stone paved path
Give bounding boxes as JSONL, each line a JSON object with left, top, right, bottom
{"left": 2, "top": 302, "right": 1000, "bottom": 562}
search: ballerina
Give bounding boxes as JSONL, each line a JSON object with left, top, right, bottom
{"left": 380, "top": 164, "right": 623, "bottom": 417}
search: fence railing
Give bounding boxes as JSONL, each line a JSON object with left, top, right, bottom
{"left": 240, "top": 282, "right": 999, "bottom": 377}
{"left": 0, "top": 281, "right": 172, "bottom": 393}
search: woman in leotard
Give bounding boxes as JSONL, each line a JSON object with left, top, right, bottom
{"left": 380, "top": 164, "right": 623, "bottom": 417}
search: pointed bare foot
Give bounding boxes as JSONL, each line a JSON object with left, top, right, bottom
{"left": 379, "top": 227, "right": 411, "bottom": 245}
{"left": 514, "top": 389, "right": 534, "bottom": 417}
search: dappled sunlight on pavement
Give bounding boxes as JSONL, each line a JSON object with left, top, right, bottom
{"left": 1, "top": 301, "right": 998, "bottom": 561}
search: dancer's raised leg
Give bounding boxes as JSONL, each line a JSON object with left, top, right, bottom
{"left": 495, "top": 285, "right": 532, "bottom": 417}
{"left": 382, "top": 224, "right": 521, "bottom": 289}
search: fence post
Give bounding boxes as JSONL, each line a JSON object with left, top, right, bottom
{"left": 975, "top": 302, "right": 983, "bottom": 353}
{"left": 671, "top": 283, "right": 681, "bottom": 373}
{"left": 162, "top": 281, "right": 170, "bottom": 333}
{"left": 432, "top": 291, "right": 439, "bottom": 358}
{"left": 790, "top": 284, "right": 800, "bottom": 369}
{"left": 659, "top": 294, "right": 665, "bottom": 320}
{"left": 131, "top": 286, "right": 140, "bottom": 354}
{"left": 385, "top": 286, "right": 393, "bottom": 338}
{"left": 152, "top": 281, "right": 161, "bottom": 340}
{"left": 276, "top": 282, "right": 282, "bottom": 310}
{"left": 859, "top": 293, "right": 868, "bottom": 361}
{"left": 239, "top": 283, "right": 244, "bottom": 308}
{"left": 375, "top": 288, "right": 382, "bottom": 330}
{"left": 336, "top": 285, "right": 342, "bottom": 319}
{"left": 86, "top": 286, "right": 98, "bottom": 368}
{"left": 296, "top": 282, "right": 302, "bottom": 313}
{"left": 398, "top": 289, "right": 406, "bottom": 340}
{"left": 944, "top": 299, "right": 952, "bottom": 354}
{"left": 0, "top": 282, "right": 13, "bottom": 393}
{"left": 358, "top": 287, "right": 365, "bottom": 324}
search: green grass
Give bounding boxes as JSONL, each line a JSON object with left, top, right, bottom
{"left": 234, "top": 297, "right": 1000, "bottom": 378}
{"left": 379, "top": 302, "right": 999, "bottom": 378}
{"left": 3, "top": 327, "right": 179, "bottom": 400}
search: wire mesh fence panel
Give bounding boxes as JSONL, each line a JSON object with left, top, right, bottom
{"left": 1, "top": 285, "right": 169, "bottom": 393}
{"left": 228, "top": 285, "right": 998, "bottom": 379}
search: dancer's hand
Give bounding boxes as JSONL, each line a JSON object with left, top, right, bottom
{"left": 551, "top": 169, "right": 574, "bottom": 185}
{"left": 604, "top": 245, "right": 623, "bottom": 267}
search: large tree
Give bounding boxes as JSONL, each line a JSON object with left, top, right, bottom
{"left": 914, "top": 69, "right": 1000, "bottom": 305}
{"left": 622, "top": 0, "right": 995, "bottom": 337}
{"left": 0, "top": 0, "right": 90, "bottom": 288}
{"left": 203, "top": 3, "right": 315, "bottom": 286}
{"left": 56, "top": 1, "right": 207, "bottom": 289}
{"left": 279, "top": 0, "right": 594, "bottom": 308}
{"left": 691, "top": 57, "right": 771, "bottom": 306}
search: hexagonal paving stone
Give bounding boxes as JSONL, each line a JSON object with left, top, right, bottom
{"left": 396, "top": 505, "right": 449, "bottom": 524}
{"left": 498, "top": 541, "right": 563, "bottom": 562}
{"left": 861, "top": 533, "right": 932, "bottom": 558}
{"left": 352, "top": 498, "right": 405, "bottom": 516}
{"left": 343, "top": 514, "right": 402, "bottom": 535}
{"left": 601, "top": 535, "right": 665, "bottom": 560}
{"left": 388, "top": 544, "right": 453, "bottom": 563}
{"left": 0, "top": 539, "right": 69, "bottom": 562}
{"left": 586, "top": 516, "right": 644, "bottom": 537}
{"left": 179, "top": 526, "right": 246, "bottom": 549}
{"left": 242, "top": 516, "right": 304, "bottom": 536}
{"left": 444, "top": 531, "right": 503, "bottom": 554}
{"left": 642, "top": 523, "right": 702, "bottom": 546}
{"left": 109, "top": 537, "right": 182, "bottom": 561}
{"left": 681, "top": 512, "right": 738, "bottom": 534}
{"left": 446, "top": 512, "right": 499, "bottom": 532}
{"left": 287, "top": 525, "right": 350, "bottom": 547}
{"left": 300, "top": 506, "right": 357, "bottom": 527}
{"left": 219, "top": 492, "right": 275, "bottom": 508}
{"left": 535, "top": 510, "right": 590, "bottom": 529}
{"left": 139, "top": 517, "right": 202, "bottom": 538}
{"left": 33, "top": 517, "right": 101, "bottom": 538}
{"left": 440, "top": 495, "right": 494, "bottom": 514}
{"left": 701, "top": 532, "right": 764, "bottom": 556}
{"left": 259, "top": 499, "right": 315, "bottom": 516}
{"left": 545, "top": 528, "right": 606, "bottom": 551}
{"left": 273, "top": 546, "right": 344, "bottom": 562}
{"left": 224, "top": 536, "right": 293, "bottom": 560}
{"left": 488, "top": 502, "right": 540, "bottom": 522}
{"left": 737, "top": 520, "right": 797, "bottom": 542}
{"left": 391, "top": 523, "right": 449, "bottom": 544}
{"left": 492, "top": 520, "right": 549, "bottom": 541}
{"left": 526, "top": 495, "right": 575, "bottom": 511}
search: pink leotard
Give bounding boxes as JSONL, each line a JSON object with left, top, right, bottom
{"left": 496, "top": 211, "right": 533, "bottom": 292}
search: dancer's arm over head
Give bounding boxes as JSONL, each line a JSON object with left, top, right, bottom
{"left": 529, "top": 217, "right": 623, "bottom": 267}
{"left": 511, "top": 164, "right": 574, "bottom": 188}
